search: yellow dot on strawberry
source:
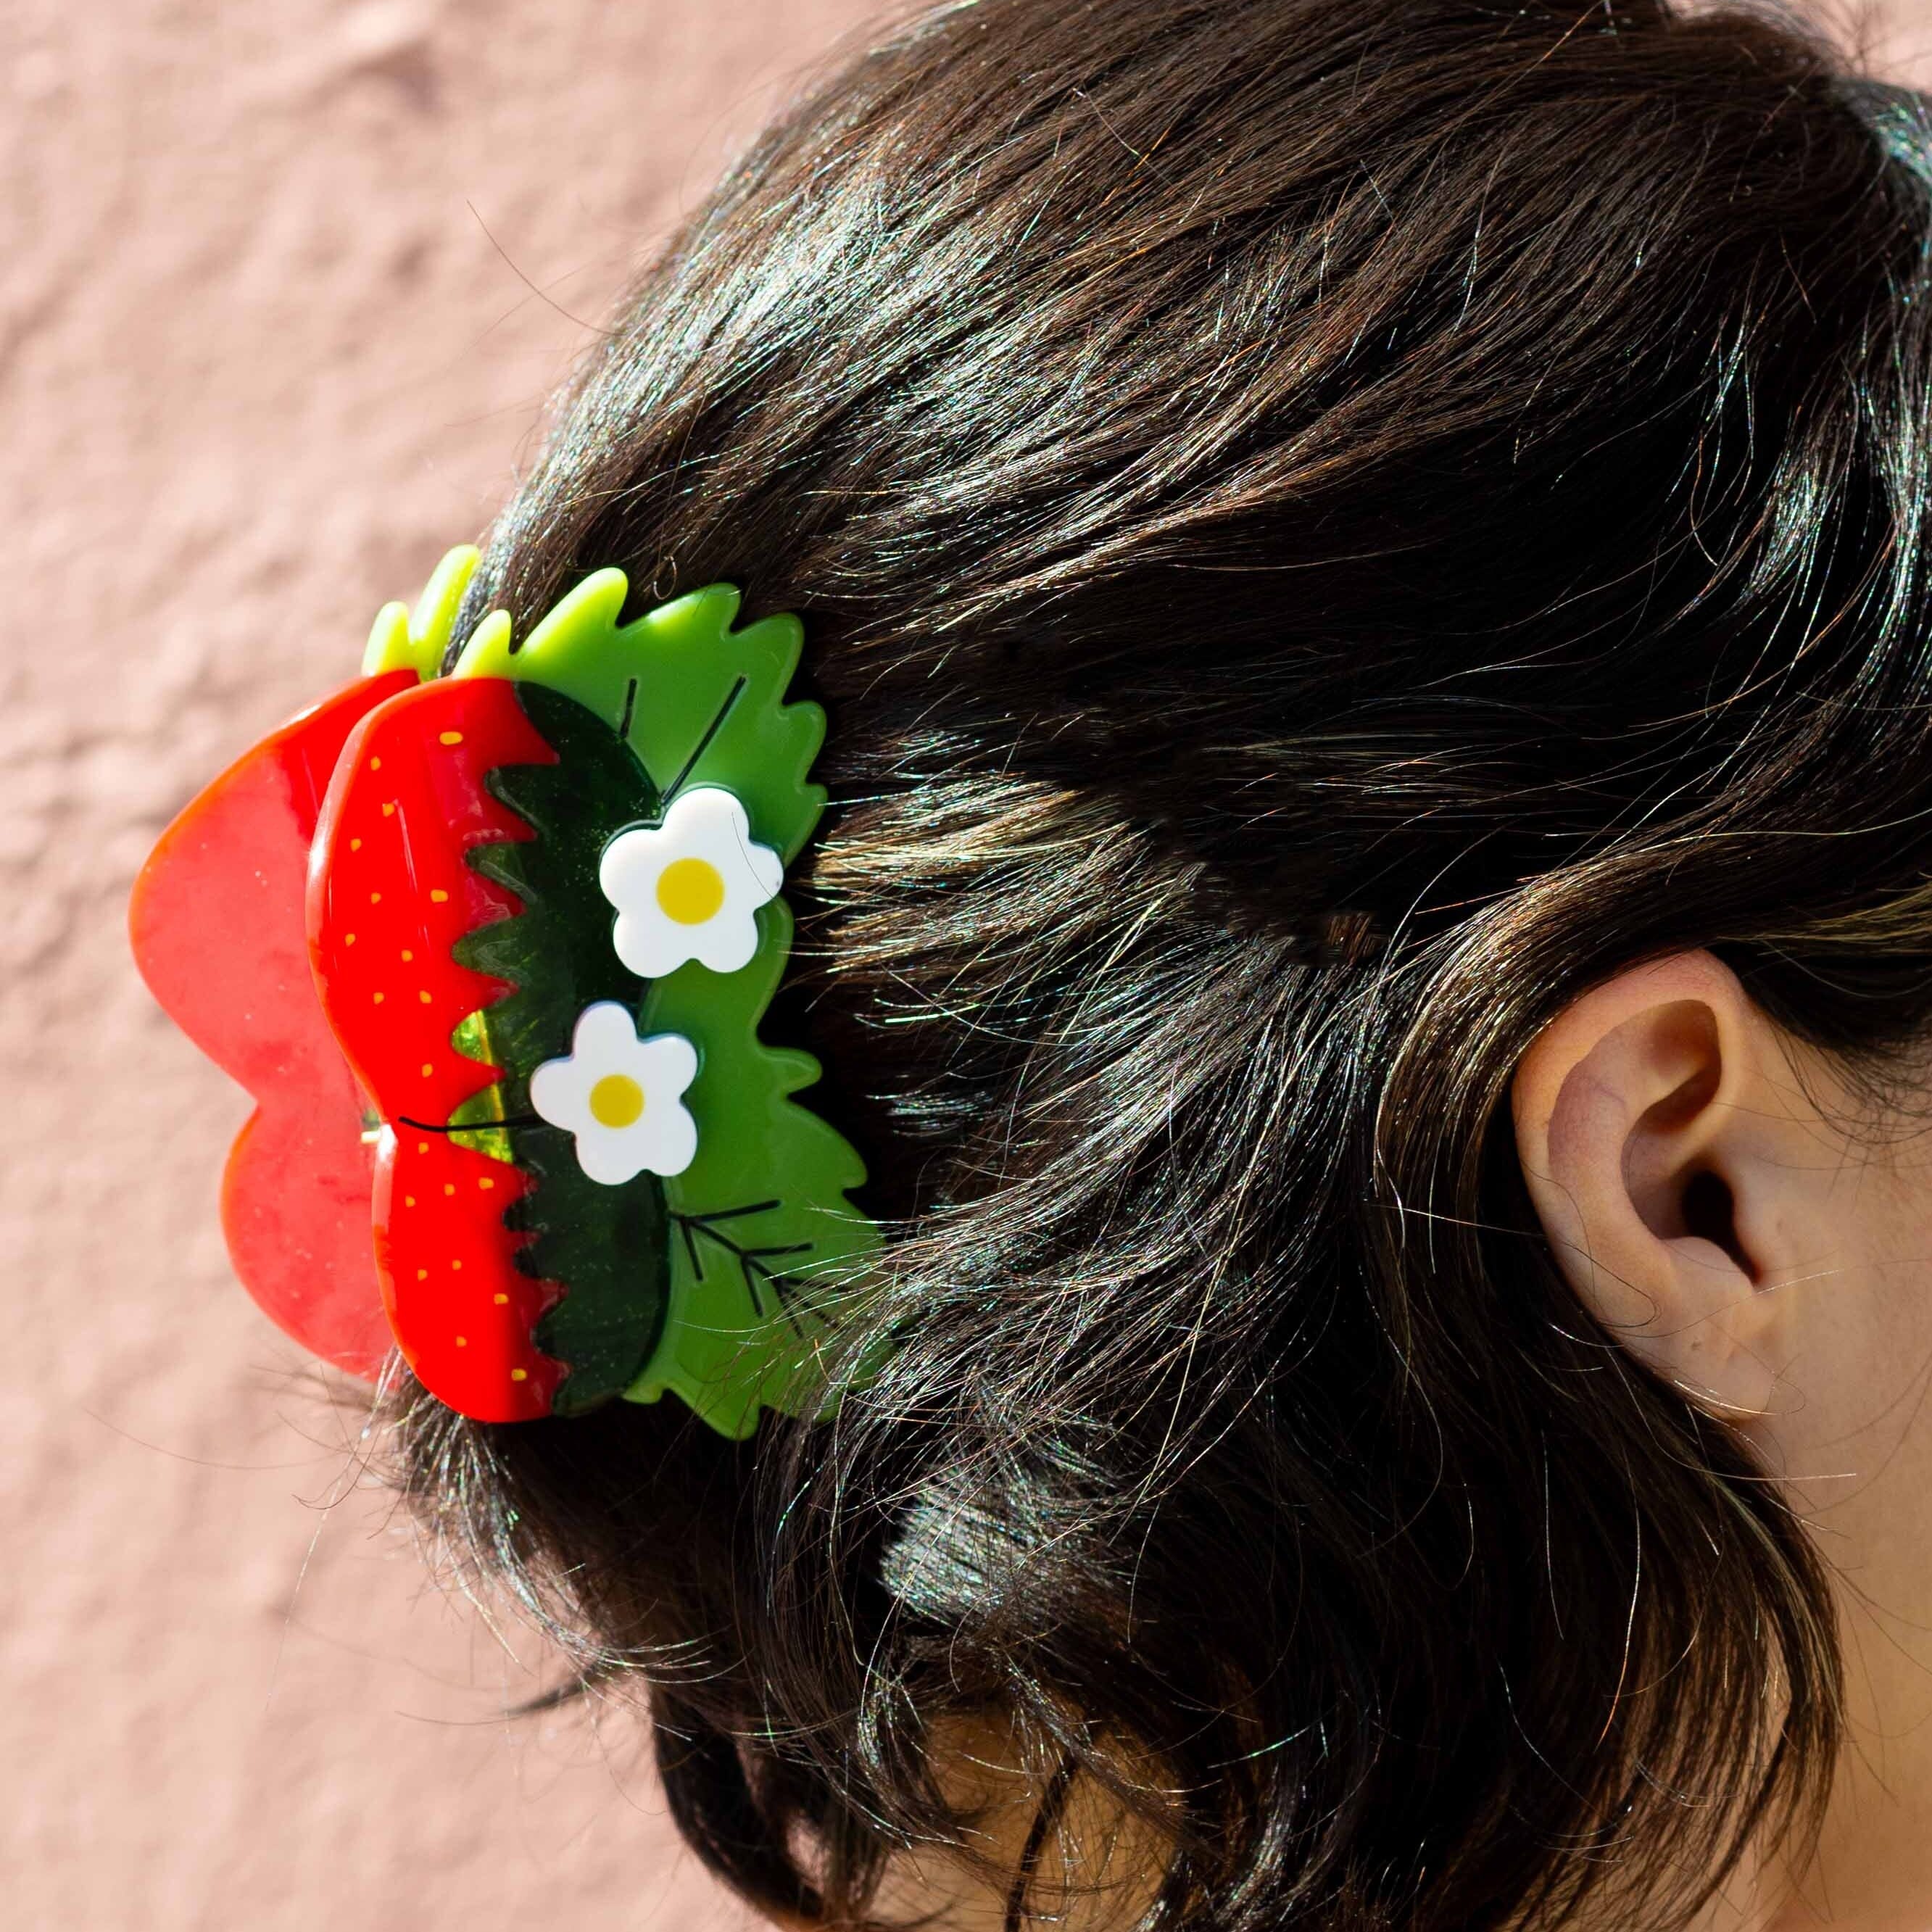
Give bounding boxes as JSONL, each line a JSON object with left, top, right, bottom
{"left": 421, "top": 1063, "right": 434, "bottom": 1077}
{"left": 589, "top": 1073, "right": 646, "bottom": 1127}
{"left": 401, "top": 948, "right": 413, "bottom": 962}
{"left": 349, "top": 837, "right": 362, "bottom": 851}
{"left": 370, "top": 756, "right": 381, "bottom": 771}
{"left": 344, "top": 933, "right": 357, "bottom": 946}
{"left": 455, "top": 1335, "right": 468, "bottom": 1348}
{"left": 493, "top": 1293, "right": 509, "bottom": 1306}
{"left": 404, "top": 1195, "right": 415, "bottom": 1207}
{"left": 430, "top": 888, "right": 449, "bottom": 903}
{"left": 381, "top": 801, "right": 395, "bottom": 817}
{"left": 417, "top": 1140, "right": 428, "bottom": 1153}
{"left": 415, "top": 1268, "right": 428, "bottom": 1281}
{"left": 439, "top": 731, "right": 464, "bottom": 746}
{"left": 451, "top": 1259, "right": 463, "bottom": 1271}
{"left": 443, "top": 1182, "right": 455, "bottom": 1196}
{"left": 419, "top": 990, "right": 431, "bottom": 1004}
{"left": 510, "top": 1369, "right": 528, "bottom": 1382}
{"left": 370, "top": 890, "right": 381, "bottom": 904}
{"left": 478, "top": 1177, "right": 494, "bottom": 1190}
{"left": 373, "top": 991, "right": 384, "bottom": 1004}
{"left": 656, "top": 856, "right": 726, "bottom": 925}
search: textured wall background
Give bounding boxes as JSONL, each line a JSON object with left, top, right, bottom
{"left": 2, "top": 2, "right": 875, "bottom": 1926}
{"left": 9, "top": 4, "right": 1932, "bottom": 1931}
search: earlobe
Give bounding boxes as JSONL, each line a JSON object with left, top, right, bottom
{"left": 1512, "top": 952, "right": 1786, "bottom": 1421}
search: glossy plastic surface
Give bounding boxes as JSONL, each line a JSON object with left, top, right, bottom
{"left": 452, "top": 573, "right": 880, "bottom": 1438}
{"left": 133, "top": 550, "right": 882, "bottom": 1435}
{"left": 128, "top": 671, "right": 415, "bottom": 1375}
{"left": 307, "top": 675, "right": 565, "bottom": 1422}
{"left": 444, "top": 679, "right": 673, "bottom": 1415}
{"left": 361, "top": 544, "right": 479, "bottom": 681}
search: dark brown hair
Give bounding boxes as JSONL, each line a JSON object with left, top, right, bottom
{"left": 391, "top": 3, "right": 1932, "bottom": 1925}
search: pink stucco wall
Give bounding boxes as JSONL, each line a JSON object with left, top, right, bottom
{"left": 14, "top": 4, "right": 1932, "bottom": 1930}
{"left": 4, "top": 3, "right": 874, "bottom": 1925}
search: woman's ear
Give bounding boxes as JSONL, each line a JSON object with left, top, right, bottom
{"left": 1511, "top": 950, "right": 1813, "bottom": 1421}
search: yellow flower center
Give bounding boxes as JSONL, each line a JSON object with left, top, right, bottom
{"left": 588, "top": 1074, "right": 645, "bottom": 1129}
{"left": 656, "top": 856, "right": 726, "bottom": 925}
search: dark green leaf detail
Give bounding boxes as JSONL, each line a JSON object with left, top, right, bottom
{"left": 507, "top": 1122, "right": 670, "bottom": 1417}
{"left": 455, "top": 681, "right": 659, "bottom": 1090}
{"left": 451, "top": 679, "right": 670, "bottom": 1414}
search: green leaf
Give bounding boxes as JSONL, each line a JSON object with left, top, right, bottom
{"left": 639, "top": 899, "right": 882, "bottom": 1438}
{"left": 511, "top": 1122, "right": 671, "bottom": 1416}
{"left": 452, "top": 681, "right": 670, "bottom": 1414}
{"left": 362, "top": 545, "right": 479, "bottom": 679}
{"left": 452, "top": 573, "right": 826, "bottom": 862}
{"left": 448, "top": 573, "right": 879, "bottom": 1438}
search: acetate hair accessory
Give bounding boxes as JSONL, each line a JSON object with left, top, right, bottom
{"left": 130, "top": 549, "right": 878, "bottom": 1433}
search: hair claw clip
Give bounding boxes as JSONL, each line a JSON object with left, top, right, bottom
{"left": 133, "top": 550, "right": 878, "bottom": 1434}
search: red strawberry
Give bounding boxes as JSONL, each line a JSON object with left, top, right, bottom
{"left": 130, "top": 671, "right": 415, "bottom": 1377}
{"left": 307, "top": 676, "right": 566, "bottom": 1421}
{"left": 372, "top": 1132, "right": 563, "bottom": 1422}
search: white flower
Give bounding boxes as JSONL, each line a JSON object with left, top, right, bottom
{"left": 599, "top": 786, "right": 783, "bottom": 979}
{"left": 528, "top": 1001, "right": 699, "bottom": 1184}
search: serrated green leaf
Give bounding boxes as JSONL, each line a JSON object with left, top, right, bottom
{"left": 452, "top": 574, "right": 826, "bottom": 862}
{"left": 451, "top": 681, "right": 669, "bottom": 1412}
{"left": 362, "top": 545, "right": 479, "bottom": 679}
{"left": 447, "top": 573, "right": 879, "bottom": 1436}
{"left": 635, "top": 898, "right": 881, "bottom": 1438}
{"left": 510, "top": 1122, "right": 671, "bottom": 1417}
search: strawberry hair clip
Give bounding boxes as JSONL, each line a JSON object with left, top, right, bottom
{"left": 131, "top": 550, "right": 878, "bottom": 1431}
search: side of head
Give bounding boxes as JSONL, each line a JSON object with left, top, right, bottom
{"left": 389, "top": 3, "right": 1932, "bottom": 1925}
